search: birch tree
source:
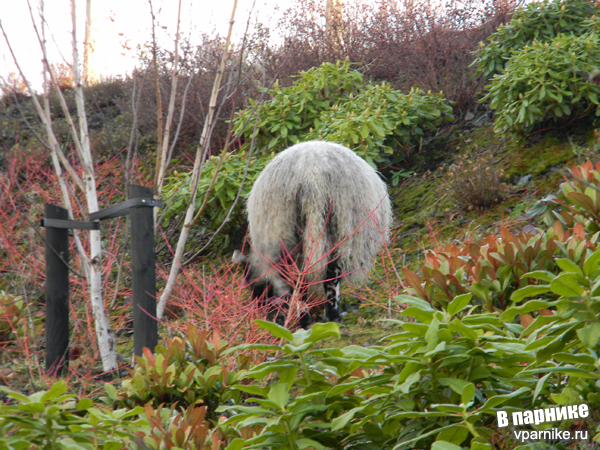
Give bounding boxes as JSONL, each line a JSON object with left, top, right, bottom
{"left": 0, "top": 0, "right": 117, "bottom": 372}
{"left": 153, "top": 0, "right": 183, "bottom": 201}
{"left": 82, "top": 0, "right": 94, "bottom": 86}
{"left": 157, "top": 0, "right": 238, "bottom": 319}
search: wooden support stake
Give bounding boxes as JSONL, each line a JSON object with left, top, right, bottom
{"left": 128, "top": 184, "right": 158, "bottom": 356}
{"left": 44, "top": 203, "right": 70, "bottom": 376}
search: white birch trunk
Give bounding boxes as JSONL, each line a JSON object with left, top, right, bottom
{"left": 157, "top": 0, "right": 238, "bottom": 319}
{"left": 4, "top": 0, "right": 119, "bottom": 372}
{"left": 154, "top": 0, "right": 182, "bottom": 230}
{"left": 155, "top": 0, "right": 182, "bottom": 195}
{"left": 70, "top": 0, "right": 117, "bottom": 372}
{"left": 82, "top": 0, "right": 93, "bottom": 86}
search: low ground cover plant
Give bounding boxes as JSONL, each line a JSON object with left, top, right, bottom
{"left": 446, "top": 150, "right": 508, "bottom": 211}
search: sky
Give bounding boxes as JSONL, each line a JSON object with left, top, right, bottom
{"left": 0, "top": 0, "right": 285, "bottom": 91}
{"left": 0, "top": 0, "right": 494, "bottom": 91}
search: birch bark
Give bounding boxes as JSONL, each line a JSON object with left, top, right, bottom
{"left": 157, "top": 0, "right": 238, "bottom": 319}
{"left": 70, "top": 0, "right": 117, "bottom": 372}
{"left": 0, "top": 0, "right": 118, "bottom": 372}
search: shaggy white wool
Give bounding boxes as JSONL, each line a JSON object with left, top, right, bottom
{"left": 245, "top": 141, "right": 392, "bottom": 295}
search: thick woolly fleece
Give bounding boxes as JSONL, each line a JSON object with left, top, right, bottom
{"left": 245, "top": 141, "right": 392, "bottom": 297}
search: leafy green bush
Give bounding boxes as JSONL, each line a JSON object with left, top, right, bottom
{"left": 314, "top": 84, "right": 453, "bottom": 172}
{"left": 337, "top": 293, "right": 535, "bottom": 450}
{"left": 161, "top": 151, "right": 271, "bottom": 232}
{"left": 234, "top": 61, "right": 364, "bottom": 153}
{"left": 0, "top": 380, "right": 221, "bottom": 449}
{"left": 528, "top": 160, "right": 600, "bottom": 233}
{"left": 501, "top": 246, "right": 600, "bottom": 428}
{"left": 218, "top": 321, "right": 345, "bottom": 449}
{"left": 0, "top": 381, "right": 145, "bottom": 449}
{"left": 547, "top": 159, "right": 600, "bottom": 234}
{"left": 234, "top": 60, "right": 453, "bottom": 181}
{"left": 216, "top": 304, "right": 592, "bottom": 449}
{"left": 473, "top": 0, "right": 599, "bottom": 78}
{"left": 505, "top": 248, "right": 600, "bottom": 360}
{"left": 484, "top": 32, "right": 600, "bottom": 134}
{"left": 402, "top": 225, "right": 565, "bottom": 312}
{"left": 114, "top": 326, "right": 250, "bottom": 424}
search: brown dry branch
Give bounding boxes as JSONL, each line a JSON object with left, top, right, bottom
{"left": 446, "top": 150, "right": 508, "bottom": 211}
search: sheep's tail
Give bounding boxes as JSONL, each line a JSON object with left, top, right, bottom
{"left": 299, "top": 198, "right": 331, "bottom": 284}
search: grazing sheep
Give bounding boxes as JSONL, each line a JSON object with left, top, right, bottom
{"left": 234, "top": 141, "right": 392, "bottom": 327}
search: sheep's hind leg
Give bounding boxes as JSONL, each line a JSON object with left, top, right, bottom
{"left": 323, "top": 260, "right": 343, "bottom": 323}
{"left": 267, "top": 278, "right": 311, "bottom": 329}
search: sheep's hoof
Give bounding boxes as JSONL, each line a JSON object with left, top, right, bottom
{"left": 267, "top": 306, "right": 311, "bottom": 329}
{"left": 298, "top": 309, "right": 311, "bottom": 329}
{"left": 266, "top": 305, "right": 285, "bottom": 325}
{"left": 270, "top": 311, "right": 287, "bottom": 327}
{"left": 324, "top": 315, "right": 343, "bottom": 325}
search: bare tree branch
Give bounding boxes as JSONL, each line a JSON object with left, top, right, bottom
{"left": 149, "top": 0, "right": 164, "bottom": 174}
{"left": 165, "top": 73, "right": 194, "bottom": 174}
{"left": 155, "top": 0, "right": 183, "bottom": 196}
{"left": 157, "top": 0, "right": 238, "bottom": 319}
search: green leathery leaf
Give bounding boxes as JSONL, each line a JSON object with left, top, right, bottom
{"left": 550, "top": 272, "right": 584, "bottom": 297}
{"left": 254, "top": 320, "right": 294, "bottom": 342}
{"left": 577, "top": 323, "right": 600, "bottom": 349}
{"left": 511, "top": 285, "right": 551, "bottom": 302}
{"left": 555, "top": 258, "right": 583, "bottom": 275}
{"left": 267, "top": 383, "right": 290, "bottom": 410}
{"left": 447, "top": 293, "right": 473, "bottom": 316}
